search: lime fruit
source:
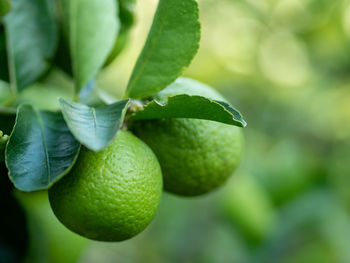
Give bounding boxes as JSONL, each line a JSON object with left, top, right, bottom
{"left": 48, "top": 130, "right": 163, "bottom": 242}
{"left": 132, "top": 78, "right": 243, "bottom": 196}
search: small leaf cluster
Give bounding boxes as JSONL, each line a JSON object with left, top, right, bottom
{"left": 0, "top": 0, "right": 246, "bottom": 192}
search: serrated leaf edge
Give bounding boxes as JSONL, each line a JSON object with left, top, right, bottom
{"left": 131, "top": 94, "right": 247, "bottom": 127}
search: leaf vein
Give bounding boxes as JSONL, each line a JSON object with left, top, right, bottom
{"left": 127, "top": 0, "right": 172, "bottom": 94}
{"left": 34, "top": 109, "right": 51, "bottom": 184}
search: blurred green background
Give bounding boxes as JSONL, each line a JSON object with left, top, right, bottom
{"left": 9, "top": 0, "right": 350, "bottom": 262}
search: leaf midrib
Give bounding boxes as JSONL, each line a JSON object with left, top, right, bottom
{"left": 33, "top": 108, "right": 51, "bottom": 184}
{"left": 126, "top": 0, "right": 172, "bottom": 97}
{"left": 90, "top": 106, "right": 98, "bottom": 140}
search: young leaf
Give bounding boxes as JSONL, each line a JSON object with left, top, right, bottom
{"left": 3, "top": 0, "right": 58, "bottom": 92}
{"left": 125, "top": 0, "right": 200, "bottom": 99}
{"left": 5, "top": 105, "right": 80, "bottom": 192}
{"left": 61, "top": 0, "right": 119, "bottom": 91}
{"left": 59, "top": 98, "right": 130, "bottom": 151}
{"left": 131, "top": 95, "right": 246, "bottom": 127}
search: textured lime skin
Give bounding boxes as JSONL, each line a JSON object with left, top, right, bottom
{"left": 48, "top": 130, "right": 162, "bottom": 242}
{"left": 132, "top": 78, "right": 243, "bottom": 196}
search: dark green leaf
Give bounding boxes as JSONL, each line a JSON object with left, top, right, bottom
{"left": 59, "top": 98, "right": 130, "bottom": 151}
{"left": 5, "top": 105, "right": 80, "bottom": 191}
{"left": 0, "top": 0, "right": 11, "bottom": 16}
{"left": 125, "top": 0, "right": 200, "bottom": 99}
{"left": 131, "top": 95, "right": 247, "bottom": 127}
{"left": 3, "top": 0, "right": 58, "bottom": 91}
{"left": 61, "top": 0, "right": 119, "bottom": 91}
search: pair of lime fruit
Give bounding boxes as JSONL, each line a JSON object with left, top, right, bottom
{"left": 49, "top": 79, "right": 243, "bottom": 242}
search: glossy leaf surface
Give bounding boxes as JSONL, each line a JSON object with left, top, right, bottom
{"left": 59, "top": 98, "right": 130, "bottom": 151}
{"left": 6, "top": 105, "right": 80, "bottom": 191}
{"left": 125, "top": 0, "right": 200, "bottom": 99}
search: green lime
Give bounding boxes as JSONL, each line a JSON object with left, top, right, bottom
{"left": 132, "top": 78, "right": 243, "bottom": 196}
{"left": 48, "top": 130, "right": 163, "bottom": 242}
